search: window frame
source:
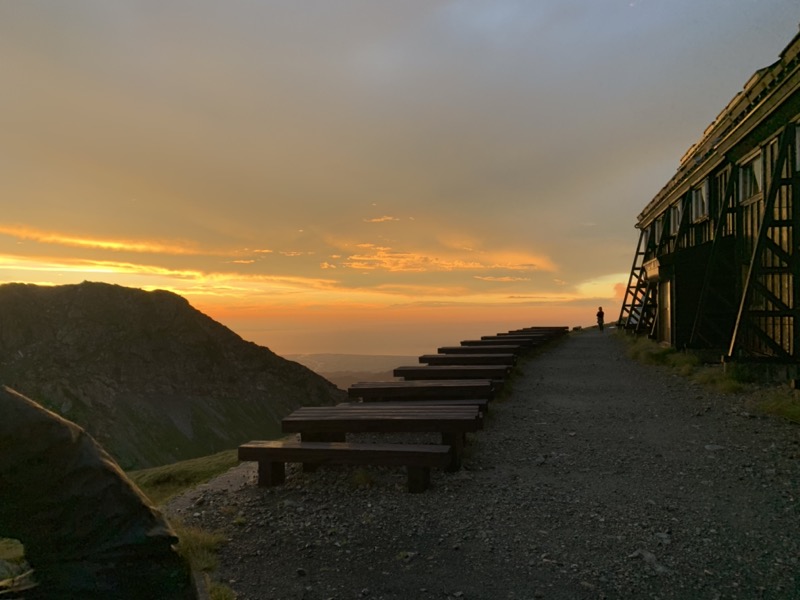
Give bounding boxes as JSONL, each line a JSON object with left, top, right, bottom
{"left": 691, "top": 179, "right": 710, "bottom": 222}
{"left": 669, "top": 203, "right": 683, "bottom": 236}
{"left": 739, "top": 151, "right": 763, "bottom": 204}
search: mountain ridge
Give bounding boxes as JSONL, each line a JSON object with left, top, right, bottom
{"left": 0, "top": 281, "right": 345, "bottom": 469}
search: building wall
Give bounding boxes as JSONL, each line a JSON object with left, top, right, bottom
{"left": 622, "top": 30, "right": 800, "bottom": 361}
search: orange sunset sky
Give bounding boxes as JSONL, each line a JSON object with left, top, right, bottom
{"left": 1, "top": 2, "right": 798, "bottom": 356}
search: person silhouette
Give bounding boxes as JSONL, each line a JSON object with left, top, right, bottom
{"left": 596, "top": 306, "right": 605, "bottom": 332}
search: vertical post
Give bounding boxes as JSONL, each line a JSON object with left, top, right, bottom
{"left": 728, "top": 128, "right": 792, "bottom": 358}
{"left": 258, "top": 460, "right": 285, "bottom": 486}
{"left": 407, "top": 466, "right": 431, "bottom": 493}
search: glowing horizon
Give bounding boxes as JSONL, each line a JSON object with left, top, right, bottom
{"left": 1, "top": 1, "right": 795, "bottom": 354}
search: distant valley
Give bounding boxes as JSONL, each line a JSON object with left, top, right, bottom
{"left": 286, "top": 354, "right": 416, "bottom": 390}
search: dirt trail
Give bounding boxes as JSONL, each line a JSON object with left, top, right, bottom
{"left": 166, "top": 330, "right": 800, "bottom": 599}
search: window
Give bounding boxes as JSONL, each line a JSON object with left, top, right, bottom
{"left": 669, "top": 203, "right": 683, "bottom": 235}
{"left": 691, "top": 180, "right": 709, "bottom": 222}
{"left": 654, "top": 217, "right": 663, "bottom": 245}
{"left": 739, "top": 153, "right": 763, "bottom": 201}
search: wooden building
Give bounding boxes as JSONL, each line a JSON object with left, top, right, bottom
{"left": 619, "top": 29, "right": 800, "bottom": 361}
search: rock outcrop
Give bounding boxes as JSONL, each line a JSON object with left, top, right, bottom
{"left": 0, "top": 281, "right": 345, "bottom": 469}
{"left": 0, "top": 386, "right": 195, "bottom": 599}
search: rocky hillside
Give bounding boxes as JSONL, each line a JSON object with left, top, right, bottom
{"left": 0, "top": 281, "right": 345, "bottom": 469}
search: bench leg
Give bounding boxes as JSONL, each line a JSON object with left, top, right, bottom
{"left": 407, "top": 466, "right": 431, "bottom": 493}
{"left": 441, "top": 432, "right": 463, "bottom": 472}
{"left": 257, "top": 460, "right": 285, "bottom": 486}
{"left": 300, "top": 432, "right": 345, "bottom": 471}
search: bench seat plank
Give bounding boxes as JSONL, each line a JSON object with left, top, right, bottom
{"left": 348, "top": 379, "right": 494, "bottom": 400}
{"left": 419, "top": 353, "right": 515, "bottom": 366}
{"left": 282, "top": 407, "right": 483, "bottom": 433}
{"left": 467, "top": 337, "right": 533, "bottom": 347}
{"left": 339, "top": 398, "right": 490, "bottom": 412}
{"left": 437, "top": 345, "right": 522, "bottom": 355}
{"left": 238, "top": 440, "right": 452, "bottom": 493}
{"left": 394, "top": 365, "right": 510, "bottom": 380}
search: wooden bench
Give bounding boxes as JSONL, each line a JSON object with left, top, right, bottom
{"left": 348, "top": 379, "right": 494, "bottom": 401}
{"left": 475, "top": 336, "right": 538, "bottom": 346}
{"left": 340, "top": 398, "right": 491, "bottom": 413}
{"left": 419, "top": 353, "right": 516, "bottom": 366}
{"left": 393, "top": 365, "right": 510, "bottom": 381}
{"left": 282, "top": 404, "right": 483, "bottom": 470}
{"left": 507, "top": 327, "right": 569, "bottom": 339}
{"left": 459, "top": 339, "right": 528, "bottom": 349}
{"left": 238, "top": 440, "right": 452, "bottom": 493}
{"left": 509, "top": 326, "right": 569, "bottom": 333}
{"left": 437, "top": 344, "right": 522, "bottom": 355}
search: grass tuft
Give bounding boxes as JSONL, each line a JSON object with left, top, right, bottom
{"left": 0, "top": 539, "right": 24, "bottom": 563}
{"left": 691, "top": 367, "right": 747, "bottom": 394}
{"left": 209, "top": 580, "right": 238, "bottom": 600}
{"left": 351, "top": 468, "right": 375, "bottom": 488}
{"left": 173, "top": 522, "right": 228, "bottom": 573}
{"left": 127, "top": 450, "right": 241, "bottom": 598}
{"left": 752, "top": 388, "right": 800, "bottom": 424}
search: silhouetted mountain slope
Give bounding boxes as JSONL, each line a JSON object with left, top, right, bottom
{"left": 0, "top": 281, "right": 345, "bottom": 469}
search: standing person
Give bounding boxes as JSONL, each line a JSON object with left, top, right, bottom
{"left": 596, "top": 306, "right": 605, "bottom": 332}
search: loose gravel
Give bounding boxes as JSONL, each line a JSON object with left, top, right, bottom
{"left": 166, "top": 331, "right": 800, "bottom": 600}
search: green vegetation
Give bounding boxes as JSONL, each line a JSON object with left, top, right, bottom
{"left": 752, "top": 387, "right": 800, "bottom": 424}
{"left": 172, "top": 522, "right": 238, "bottom": 600}
{"left": 623, "top": 335, "right": 701, "bottom": 374}
{"left": 0, "top": 539, "right": 24, "bottom": 563}
{"left": 616, "top": 330, "right": 800, "bottom": 422}
{"left": 0, "top": 539, "right": 33, "bottom": 595}
{"left": 127, "top": 449, "right": 241, "bottom": 598}
{"left": 173, "top": 522, "right": 228, "bottom": 573}
{"left": 351, "top": 467, "right": 376, "bottom": 488}
{"left": 127, "top": 450, "right": 241, "bottom": 599}
{"left": 208, "top": 581, "right": 238, "bottom": 600}
{"left": 128, "top": 449, "right": 238, "bottom": 505}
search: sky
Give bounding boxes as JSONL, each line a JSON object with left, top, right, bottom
{"left": 1, "top": 1, "right": 798, "bottom": 356}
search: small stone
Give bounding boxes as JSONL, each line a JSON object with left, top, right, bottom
{"left": 655, "top": 532, "right": 671, "bottom": 545}
{"left": 296, "top": 568, "right": 306, "bottom": 577}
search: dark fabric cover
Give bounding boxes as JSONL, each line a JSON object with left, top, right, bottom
{"left": 0, "top": 385, "right": 196, "bottom": 599}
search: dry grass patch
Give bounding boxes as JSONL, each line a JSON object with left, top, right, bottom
{"left": 615, "top": 331, "right": 800, "bottom": 421}
{"left": 751, "top": 387, "right": 800, "bottom": 424}
{"left": 127, "top": 451, "right": 240, "bottom": 599}
{"left": 128, "top": 449, "right": 238, "bottom": 505}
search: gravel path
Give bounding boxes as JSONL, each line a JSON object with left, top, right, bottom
{"left": 166, "top": 330, "right": 800, "bottom": 600}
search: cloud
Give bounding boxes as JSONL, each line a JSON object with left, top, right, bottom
{"left": 0, "top": 225, "right": 202, "bottom": 255}
{"left": 364, "top": 216, "right": 400, "bottom": 223}
{"left": 474, "top": 276, "right": 531, "bottom": 282}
